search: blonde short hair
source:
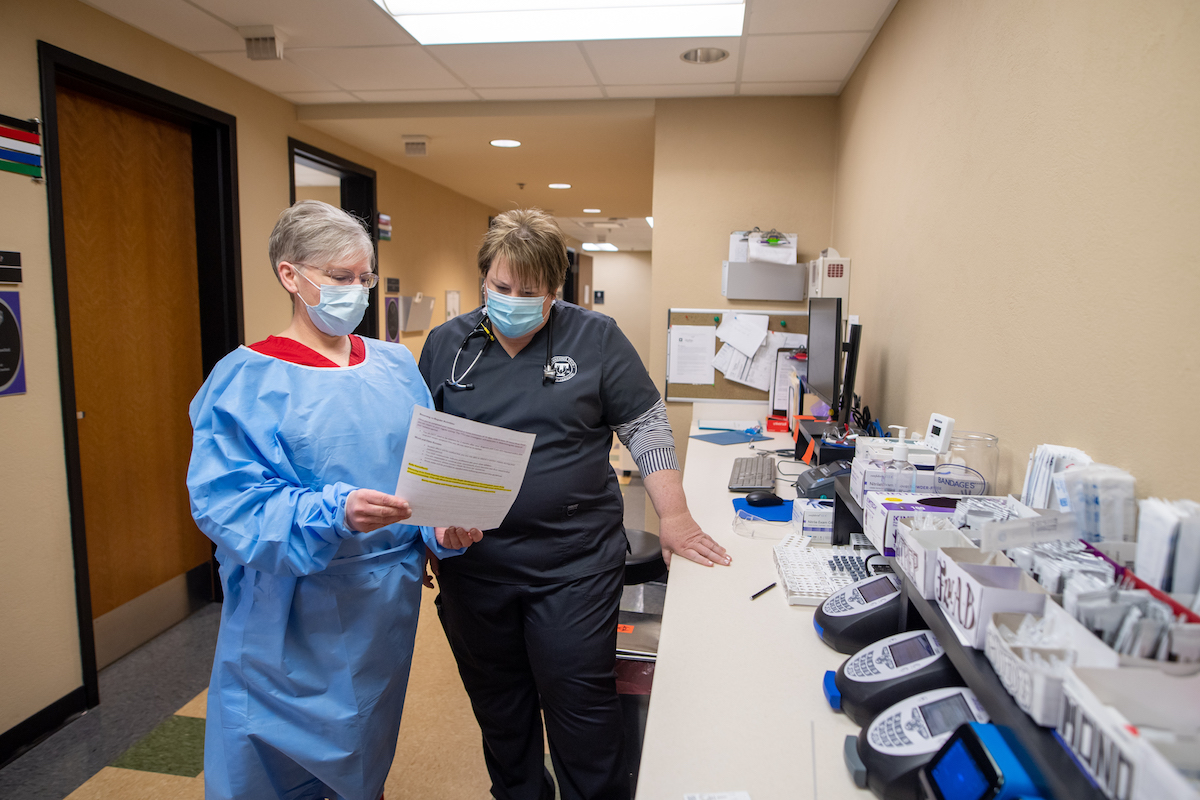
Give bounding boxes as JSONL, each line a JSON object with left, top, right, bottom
{"left": 268, "top": 200, "right": 374, "bottom": 283}
{"left": 477, "top": 209, "right": 569, "bottom": 292}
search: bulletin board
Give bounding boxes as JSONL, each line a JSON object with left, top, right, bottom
{"left": 665, "top": 307, "right": 808, "bottom": 403}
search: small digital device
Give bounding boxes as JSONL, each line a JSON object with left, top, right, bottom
{"left": 923, "top": 413, "right": 956, "bottom": 455}
{"left": 814, "top": 573, "right": 903, "bottom": 654}
{"left": 824, "top": 630, "right": 964, "bottom": 727}
{"left": 918, "top": 722, "right": 1042, "bottom": 800}
{"left": 795, "top": 460, "right": 853, "bottom": 498}
{"left": 843, "top": 687, "right": 990, "bottom": 800}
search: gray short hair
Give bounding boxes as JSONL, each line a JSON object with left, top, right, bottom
{"left": 268, "top": 200, "right": 374, "bottom": 282}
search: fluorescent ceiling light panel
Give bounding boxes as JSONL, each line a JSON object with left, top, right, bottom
{"left": 583, "top": 208, "right": 601, "bottom": 213}
{"left": 645, "top": 216, "right": 654, "bottom": 227}
{"left": 373, "top": 1, "right": 745, "bottom": 45}
{"left": 490, "top": 139, "right": 522, "bottom": 147}
{"left": 582, "top": 242, "right": 619, "bottom": 251}
{"left": 549, "top": 183, "right": 572, "bottom": 189}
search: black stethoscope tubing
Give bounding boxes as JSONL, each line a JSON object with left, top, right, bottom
{"left": 444, "top": 305, "right": 557, "bottom": 391}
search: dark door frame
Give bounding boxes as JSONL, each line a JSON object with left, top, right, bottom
{"left": 287, "top": 138, "right": 379, "bottom": 338}
{"left": 4, "top": 42, "right": 243, "bottom": 765}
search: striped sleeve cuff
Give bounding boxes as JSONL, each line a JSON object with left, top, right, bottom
{"left": 613, "top": 399, "right": 679, "bottom": 477}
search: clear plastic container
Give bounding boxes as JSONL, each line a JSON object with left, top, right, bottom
{"left": 937, "top": 431, "right": 999, "bottom": 494}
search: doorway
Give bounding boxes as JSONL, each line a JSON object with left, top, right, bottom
{"left": 39, "top": 43, "right": 241, "bottom": 709}
{"left": 288, "top": 139, "right": 378, "bottom": 338}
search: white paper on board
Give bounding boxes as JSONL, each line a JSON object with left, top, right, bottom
{"left": 715, "top": 314, "right": 768, "bottom": 358}
{"left": 667, "top": 325, "right": 716, "bottom": 385}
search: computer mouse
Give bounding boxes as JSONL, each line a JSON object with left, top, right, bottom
{"left": 745, "top": 490, "right": 784, "bottom": 507}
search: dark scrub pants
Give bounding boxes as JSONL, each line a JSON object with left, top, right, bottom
{"left": 436, "top": 566, "right": 626, "bottom": 800}
{"left": 418, "top": 303, "right": 662, "bottom": 800}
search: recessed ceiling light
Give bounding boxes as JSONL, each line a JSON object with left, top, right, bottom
{"left": 549, "top": 183, "right": 571, "bottom": 189}
{"left": 645, "top": 216, "right": 654, "bottom": 227}
{"left": 490, "top": 139, "right": 521, "bottom": 148}
{"left": 373, "top": 1, "right": 745, "bottom": 45}
{"left": 680, "top": 47, "right": 729, "bottom": 64}
{"left": 583, "top": 208, "right": 601, "bottom": 213}
{"left": 582, "top": 243, "right": 619, "bottom": 251}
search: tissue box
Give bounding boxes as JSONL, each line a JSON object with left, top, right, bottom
{"left": 934, "top": 548, "right": 1048, "bottom": 648}
{"left": 863, "top": 492, "right": 958, "bottom": 556}
{"left": 894, "top": 522, "right": 977, "bottom": 600}
{"left": 793, "top": 498, "right": 834, "bottom": 543}
{"left": 1059, "top": 667, "right": 1200, "bottom": 800}
{"left": 983, "top": 606, "right": 1119, "bottom": 726}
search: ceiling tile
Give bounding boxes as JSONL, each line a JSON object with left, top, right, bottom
{"left": 739, "top": 80, "right": 841, "bottom": 95}
{"left": 740, "top": 32, "right": 870, "bottom": 83}
{"left": 582, "top": 37, "right": 741, "bottom": 85}
{"left": 80, "top": 0, "right": 245, "bottom": 52}
{"left": 287, "top": 46, "right": 464, "bottom": 91}
{"left": 197, "top": 51, "right": 341, "bottom": 93}
{"left": 352, "top": 89, "right": 481, "bottom": 103}
{"left": 280, "top": 90, "right": 362, "bottom": 104}
{"left": 747, "top": 0, "right": 895, "bottom": 35}
{"left": 428, "top": 43, "right": 597, "bottom": 89}
{"left": 188, "top": 0, "right": 416, "bottom": 47}
{"left": 606, "top": 83, "right": 735, "bottom": 98}
{"left": 475, "top": 87, "right": 606, "bottom": 101}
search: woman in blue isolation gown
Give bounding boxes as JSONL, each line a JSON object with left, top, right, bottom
{"left": 187, "top": 200, "right": 482, "bottom": 800}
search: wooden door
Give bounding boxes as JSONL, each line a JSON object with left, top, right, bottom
{"left": 57, "top": 86, "right": 211, "bottom": 655}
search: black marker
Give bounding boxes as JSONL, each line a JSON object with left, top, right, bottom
{"left": 751, "top": 582, "right": 777, "bottom": 600}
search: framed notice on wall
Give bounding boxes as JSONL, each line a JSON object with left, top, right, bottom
{"left": 0, "top": 291, "right": 26, "bottom": 396}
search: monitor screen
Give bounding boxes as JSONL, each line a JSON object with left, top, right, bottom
{"left": 857, "top": 577, "right": 897, "bottom": 603}
{"left": 930, "top": 738, "right": 991, "bottom": 800}
{"left": 920, "top": 694, "right": 975, "bottom": 737}
{"left": 806, "top": 297, "right": 841, "bottom": 412}
{"left": 888, "top": 634, "right": 935, "bottom": 667}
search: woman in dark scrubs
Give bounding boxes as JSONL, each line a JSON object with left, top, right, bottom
{"left": 418, "top": 209, "right": 730, "bottom": 800}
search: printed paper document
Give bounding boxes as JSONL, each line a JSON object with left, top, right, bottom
{"left": 396, "top": 406, "right": 535, "bottom": 530}
{"left": 667, "top": 325, "right": 716, "bottom": 385}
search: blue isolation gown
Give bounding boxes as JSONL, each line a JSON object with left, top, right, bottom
{"left": 187, "top": 339, "right": 461, "bottom": 800}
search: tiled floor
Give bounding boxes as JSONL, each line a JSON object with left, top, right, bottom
{"left": 3, "top": 464, "right": 652, "bottom": 799}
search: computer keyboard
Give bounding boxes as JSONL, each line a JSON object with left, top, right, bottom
{"left": 728, "top": 456, "right": 776, "bottom": 492}
{"left": 771, "top": 534, "right": 882, "bottom": 605}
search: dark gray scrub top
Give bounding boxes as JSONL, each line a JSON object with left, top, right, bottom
{"left": 418, "top": 302, "right": 661, "bottom": 584}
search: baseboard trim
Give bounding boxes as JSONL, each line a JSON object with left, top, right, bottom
{"left": 0, "top": 686, "right": 88, "bottom": 769}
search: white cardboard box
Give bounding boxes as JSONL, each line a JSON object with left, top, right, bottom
{"left": 793, "top": 498, "right": 834, "bottom": 543}
{"left": 863, "top": 492, "right": 958, "bottom": 556}
{"left": 933, "top": 547, "right": 1047, "bottom": 648}
{"left": 894, "top": 522, "right": 977, "bottom": 600}
{"left": 1059, "top": 666, "right": 1200, "bottom": 800}
{"left": 983, "top": 605, "right": 1119, "bottom": 726}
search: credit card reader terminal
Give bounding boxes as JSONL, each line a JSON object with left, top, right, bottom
{"left": 918, "top": 722, "right": 1043, "bottom": 800}
{"left": 824, "top": 630, "right": 964, "bottom": 727}
{"left": 844, "top": 686, "right": 989, "bottom": 800}
{"left": 814, "top": 573, "right": 903, "bottom": 654}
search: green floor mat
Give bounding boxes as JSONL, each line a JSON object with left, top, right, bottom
{"left": 111, "top": 715, "right": 206, "bottom": 777}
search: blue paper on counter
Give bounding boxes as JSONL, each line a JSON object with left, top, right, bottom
{"left": 690, "top": 431, "right": 771, "bottom": 445}
{"left": 731, "top": 497, "right": 793, "bottom": 521}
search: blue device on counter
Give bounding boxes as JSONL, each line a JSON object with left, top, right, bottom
{"left": 918, "top": 722, "right": 1043, "bottom": 800}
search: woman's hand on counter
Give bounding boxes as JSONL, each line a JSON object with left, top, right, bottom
{"left": 659, "top": 511, "right": 731, "bottom": 568}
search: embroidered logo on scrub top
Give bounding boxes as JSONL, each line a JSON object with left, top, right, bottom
{"left": 549, "top": 355, "right": 577, "bottom": 383}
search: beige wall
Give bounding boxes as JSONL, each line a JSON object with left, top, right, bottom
{"left": 832, "top": 0, "right": 1200, "bottom": 498}
{"left": 1, "top": 0, "right": 491, "bottom": 734}
{"left": 650, "top": 97, "right": 839, "bottom": 461}
{"left": 590, "top": 251, "right": 653, "bottom": 369}
{"left": 293, "top": 185, "right": 340, "bottom": 206}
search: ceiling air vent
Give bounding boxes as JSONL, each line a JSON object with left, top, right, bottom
{"left": 239, "top": 26, "right": 285, "bottom": 61}
{"left": 403, "top": 135, "right": 429, "bottom": 157}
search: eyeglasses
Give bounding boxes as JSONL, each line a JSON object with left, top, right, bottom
{"left": 294, "top": 263, "right": 379, "bottom": 289}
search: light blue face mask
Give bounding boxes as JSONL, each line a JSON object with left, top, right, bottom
{"left": 296, "top": 268, "right": 369, "bottom": 337}
{"left": 486, "top": 287, "right": 551, "bottom": 338}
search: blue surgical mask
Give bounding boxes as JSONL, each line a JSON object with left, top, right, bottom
{"left": 296, "top": 268, "right": 369, "bottom": 337}
{"left": 486, "top": 287, "right": 551, "bottom": 338}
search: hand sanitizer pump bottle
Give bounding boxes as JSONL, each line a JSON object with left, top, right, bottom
{"left": 884, "top": 426, "right": 918, "bottom": 493}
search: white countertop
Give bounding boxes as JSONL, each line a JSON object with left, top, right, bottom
{"left": 635, "top": 425, "right": 873, "bottom": 800}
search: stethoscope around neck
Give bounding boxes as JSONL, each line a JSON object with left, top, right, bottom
{"left": 444, "top": 305, "right": 557, "bottom": 391}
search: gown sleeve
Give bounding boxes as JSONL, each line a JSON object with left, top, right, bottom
{"left": 187, "top": 358, "right": 358, "bottom": 577}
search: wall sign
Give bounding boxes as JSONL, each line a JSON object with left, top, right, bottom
{"left": 0, "top": 251, "right": 20, "bottom": 284}
{"left": 0, "top": 291, "right": 26, "bottom": 396}
{"left": 0, "top": 115, "right": 42, "bottom": 179}
{"left": 386, "top": 277, "right": 400, "bottom": 294}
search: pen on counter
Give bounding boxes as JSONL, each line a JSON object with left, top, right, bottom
{"left": 751, "top": 582, "right": 777, "bottom": 600}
